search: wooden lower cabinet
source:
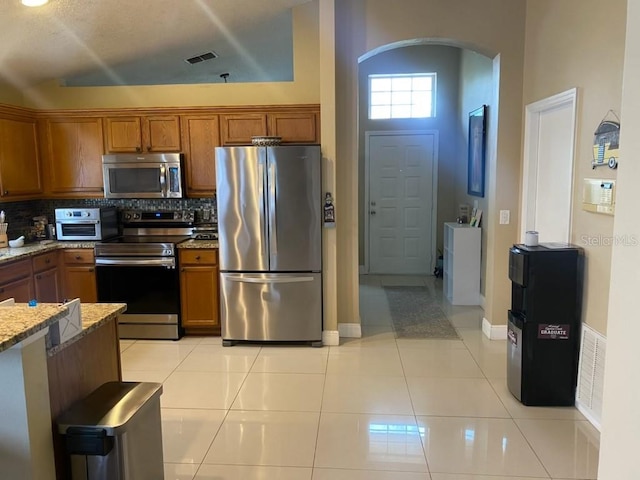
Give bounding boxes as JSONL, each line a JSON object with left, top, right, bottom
{"left": 33, "top": 250, "right": 61, "bottom": 303}
{"left": 0, "top": 258, "right": 35, "bottom": 302}
{"left": 61, "top": 249, "right": 97, "bottom": 303}
{"left": 179, "top": 249, "right": 220, "bottom": 334}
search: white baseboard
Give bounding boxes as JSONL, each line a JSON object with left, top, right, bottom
{"left": 576, "top": 400, "right": 602, "bottom": 432}
{"left": 322, "top": 330, "right": 340, "bottom": 346}
{"left": 482, "top": 317, "right": 507, "bottom": 340}
{"left": 338, "top": 323, "right": 362, "bottom": 338}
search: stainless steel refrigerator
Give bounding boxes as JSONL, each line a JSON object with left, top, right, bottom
{"left": 215, "top": 145, "right": 323, "bottom": 346}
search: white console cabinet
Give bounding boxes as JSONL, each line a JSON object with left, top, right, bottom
{"left": 443, "top": 222, "right": 481, "bottom": 305}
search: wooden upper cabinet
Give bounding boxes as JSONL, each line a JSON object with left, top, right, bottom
{"left": 0, "top": 117, "right": 43, "bottom": 198}
{"left": 43, "top": 117, "right": 104, "bottom": 195}
{"left": 104, "top": 115, "right": 181, "bottom": 153}
{"left": 220, "top": 114, "right": 267, "bottom": 145}
{"left": 181, "top": 115, "right": 220, "bottom": 197}
{"left": 268, "top": 112, "right": 319, "bottom": 144}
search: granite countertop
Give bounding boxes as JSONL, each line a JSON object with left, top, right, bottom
{"left": 177, "top": 239, "right": 219, "bottom": 249}
{"left": 0, "top": 238, "right": 216, "bottom": 265}
{"left": 0, "top": 240, "right": 98, "bottom": 265}
{"left": 47, "top": 303, "right": 127, "bottom": 356}
{"left": 0, "top": 304, "right": 69, "bottom": 353}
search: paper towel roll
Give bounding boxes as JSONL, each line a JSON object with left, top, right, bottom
{"left": 525, "top": 231, "right": 539, "bottom": 246}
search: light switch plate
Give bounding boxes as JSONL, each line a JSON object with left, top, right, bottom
{"left": 499, "top": 210, "right": 510, "bottom": 225}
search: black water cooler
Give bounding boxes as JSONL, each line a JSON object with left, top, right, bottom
{"left": 507, "top": 243, "right": 583, "bottom": 406}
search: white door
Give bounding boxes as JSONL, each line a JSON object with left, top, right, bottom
{"left": 522, "top": 89, "right": 577, "bottom": 243}
{"left": 367, "top": 132, "right": 437, "bottom": 274}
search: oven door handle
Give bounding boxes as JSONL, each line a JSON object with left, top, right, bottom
{"left": 95, "top": 258, "right": 176, "bottom": 268}
{"left": 56, "top": 220, "right": 99, "bottom": 225}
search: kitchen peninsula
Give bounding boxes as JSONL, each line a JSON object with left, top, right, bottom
{"left": 0, "top": 301, "right": 126, "bottom": 480}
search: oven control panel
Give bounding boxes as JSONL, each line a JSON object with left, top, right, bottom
{"left": 121, "top": 210, "right": 195, "bottom": 224}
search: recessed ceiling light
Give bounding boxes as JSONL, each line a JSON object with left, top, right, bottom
{"left": 22, "top": 0, "right": 49, "bottom": 6}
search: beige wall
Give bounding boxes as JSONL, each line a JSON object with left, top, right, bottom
{"left": 357, "top": 45, "right": 462, "bottom": 266}
{"left": 523, "top": 0, "right": 627, "bottom": 335}
{"left": 457, "top": 50, "right": 493, "bottom": 296}
{"left": 598, "top": 2, "right": 638, "bottom": 476}
{"left": 20, "top": 1, "right": 320, "bottom": 110}
{"left": 335, "top": 0, "right": 526, "bottom": 327}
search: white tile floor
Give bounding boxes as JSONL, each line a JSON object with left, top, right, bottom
{"left": 120, "top": 275, "right": 600, "bottom": 480}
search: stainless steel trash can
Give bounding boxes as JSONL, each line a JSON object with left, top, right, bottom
{"left": 57, "top": 382, "right": 164, "bottom": 480}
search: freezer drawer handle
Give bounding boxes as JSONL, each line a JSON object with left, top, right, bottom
{"left": 226, "top": 275, "right": 314, "bottom": 284}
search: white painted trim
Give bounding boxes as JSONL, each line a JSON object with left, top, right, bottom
{"left": 338, "top": 323, "right": 362, "bottom": 338}
{"left": 576, "top": 400, "right": 602, "bottom": 432}
{"left": 482, "top": 317, "right": 507, "bottom": 340}
{"left": 364, "top": 130, "right": 439, "bottom": 274}
{"left": 520, "top": 87, "right": 578, "bottom": 243}
{"left": 322, "top": 330, "right": 340, "bottom": 346}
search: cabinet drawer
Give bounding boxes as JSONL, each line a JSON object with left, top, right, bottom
{"left": 33, "top": 251, "right": 58, "bottom": 273}
{"left": 62, "top": 249, "right": 95, "bottom": 264}
{"left": 179, "top": 249, "right": 218, "bottom": 265}
{"left": 0, "top": 258, "right": 33, "bottom": 284}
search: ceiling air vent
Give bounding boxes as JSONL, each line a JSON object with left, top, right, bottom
{"left": 185, "top": 51, "right": 218, "bottom": 65}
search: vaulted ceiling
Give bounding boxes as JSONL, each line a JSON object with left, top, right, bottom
{"left": 0, "top": 0, "right": 311, "bottom": 88}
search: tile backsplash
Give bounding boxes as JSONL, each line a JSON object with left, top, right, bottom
{"left": 3, "top": 197, "right": 217, "bottom": 240}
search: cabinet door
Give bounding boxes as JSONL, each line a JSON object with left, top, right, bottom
{"left": 44, "top": 117, "right": 104, "bottom": 195}
{"left": 0, "top": 276, "right": 35, "bottom": 303}
{"left": 181, "top": 115, "right": 220, "bottom": 197}
{"left": 179, "top": 253, "right": 219, "bottom": 329}
{"left": 34, "top": 267, "right": 61, "bottom": 303}
{"left": 63, "top": 266, "right": 97, "bottom": 303}
{"left": 0, "top": 118, "right": 43, "bottom": 198}
{"left": 145, "top": 116, "right": 181, "bottom": 152}
{"left": 220, "top": 114, "right": 267, "bottom": 145}
{"left": 267, "top": 112, "right": 319, "bottom": 144}
{"left": 104, "top": 117, "right": 142, "bottom": 153}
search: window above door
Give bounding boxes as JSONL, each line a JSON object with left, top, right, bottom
{"left": 368, "top": 73, "right": 437, "bottom": 120}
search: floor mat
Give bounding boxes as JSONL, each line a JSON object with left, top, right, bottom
{"left": 384, "top": 286, "right": 460, "bottom": 339}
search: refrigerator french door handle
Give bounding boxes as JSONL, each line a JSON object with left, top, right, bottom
{"left": 268, "top": 161, "right": 278, "bottom": 257}
{"left": 258, "top": 158, "right": 268, "bottom": 262}
{"left": 225, "top": 274, "right": 314, "bottom": 284}
{"left": 159, "top": 164, "right": 167, "bottom": 197}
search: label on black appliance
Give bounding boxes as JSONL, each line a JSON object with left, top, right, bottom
{"left": 538, "top": 324, "right": 570, "bottom": 340}
{"left": 507, "top": 328, "right": 517, "bottom": 345}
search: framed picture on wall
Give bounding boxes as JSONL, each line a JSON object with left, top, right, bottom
{"left": 468, "top": 105, "right": 487, "bottom": 197}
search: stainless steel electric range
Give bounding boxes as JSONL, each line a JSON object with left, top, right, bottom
{"left": 94, "top": 209, "right": 194, "bottom": 340}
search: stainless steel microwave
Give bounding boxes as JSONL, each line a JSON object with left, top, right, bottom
{"left": 102, "top": 153, "right": 184, "bottom": 199}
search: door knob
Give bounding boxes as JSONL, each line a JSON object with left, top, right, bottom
{"left": 370, "top": 210, "right": 377, "bottom": 215}
{"left": 370, "top": 201, "right": 376, "bottom": 206}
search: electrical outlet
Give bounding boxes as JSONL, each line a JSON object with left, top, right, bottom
{"left": 499, "top": 210, "right": 510, "bottom": 225}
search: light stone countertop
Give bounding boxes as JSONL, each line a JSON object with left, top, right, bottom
{"left": 0, "top": 240, "right": 98, "bottom": 265}
{"left": 177, "top": 239, "right": 219, "bottom": 249}
{"left": 47, "top": 302, "right": 127, "bottom": 356}
{"left": 0, "top": 304, "right": 69, "bottom": 353}
{"left": 0, "top": 302, "right": 126, "bottom": 355}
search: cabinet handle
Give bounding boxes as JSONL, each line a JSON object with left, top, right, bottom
{"left": 147, "top": 145, "right": 151, "bottom": 152}
{"left": 89, "top": 268, "right": 94, "bottom": 272}
{"left": 45, "top": 259, "right": 50, "bottom": 264}
{"left": 36, "top": 275, "right": 41, "bottom": 280}
{"left": 3, "top": 190, "right": 7, "bottom": 195}
{"left": 181, "top": 268, "right": 185, "bottom": 272}
{"left": 136, "top": 146, "right": 142, "bottom": 153}
{"left": 75, "top": 255, "right": 82, "bottom": 260}
{"left": 195, "top": 255, "right": 201, "bottom": 260}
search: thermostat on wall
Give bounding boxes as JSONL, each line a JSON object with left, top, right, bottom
{"left": 582, "top": 178, "right": 615, "bottom": 215}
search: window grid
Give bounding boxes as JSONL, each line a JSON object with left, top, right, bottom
{"left": 368, "top": 73, "right": 436, "bottom": 120}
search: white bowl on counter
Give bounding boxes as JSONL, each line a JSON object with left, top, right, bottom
{"left": 9, "top": 236, "right": 25, "bottom": 248}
